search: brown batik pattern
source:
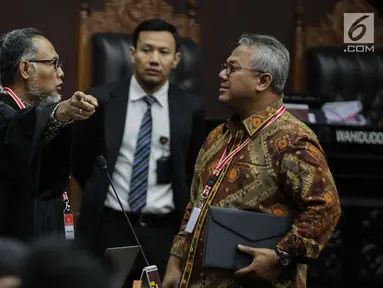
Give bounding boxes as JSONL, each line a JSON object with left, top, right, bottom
{"left": 170, "top": 98, "right": 341, "bottom": 288}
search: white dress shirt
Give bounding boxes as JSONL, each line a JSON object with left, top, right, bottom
{"left": 104, "top": 76, "right": 174, "bottom": 214}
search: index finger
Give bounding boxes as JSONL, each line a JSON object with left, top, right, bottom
{"left": 74, "top": 91, "right": 86, "bottom": 101}
{"left": 237, "top": 244, "right": 256, "bottom": 256}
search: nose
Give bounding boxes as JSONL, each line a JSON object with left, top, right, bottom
{"left": 219, "top": 68, "right": 228, "bottom": 81}
{"left": 57, "top": 66, "right": 64, "bottom": 78}
{"left": 149, "top": 51, "right": 160, "bottom": 65}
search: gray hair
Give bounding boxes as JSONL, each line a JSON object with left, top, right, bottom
{"left": 0, "top": 28, "right": 42, "bottom": 86}
{"left": 238, "top": 33, "right": 290, "bottom": 95}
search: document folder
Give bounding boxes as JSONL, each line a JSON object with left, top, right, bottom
{"left": 203, "top": 206, "right": 293, "bottom": 270}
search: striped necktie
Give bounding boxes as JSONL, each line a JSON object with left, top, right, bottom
{"left": 128, "top": 95, "right": 156, "bottom": 212}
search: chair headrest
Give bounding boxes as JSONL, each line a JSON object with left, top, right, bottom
{"left": 306, "top": 47, "right": 383, "bottom": 111}
{"left": 91, "top": 32, "right": 200, "bottom": 94}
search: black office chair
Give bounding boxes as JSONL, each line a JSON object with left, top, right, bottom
{"left": 90, "top": 32, "right": 200, "bottom": 95}
{"left": 306, "top": 47, "right": 383, "bottom": 125}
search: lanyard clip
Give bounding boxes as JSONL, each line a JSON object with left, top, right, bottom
{"left": 64, "top": 201, "right": 72, "bottom": 213}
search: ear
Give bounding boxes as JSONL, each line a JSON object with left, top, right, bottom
{"left": 172, "top": 52, "right": 181, "bottom": 69}
{"left": 255, "top": 73, "right": 272, "bottom": 92}
{"left": 18, "top": 60, "right": 32, "bottom": 81}
{"left": 129, "top": 46, "right": 136, "bottom": 64}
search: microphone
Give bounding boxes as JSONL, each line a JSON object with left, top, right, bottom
{"left": 96, "top": 155, "right": 150, "bottom": 267}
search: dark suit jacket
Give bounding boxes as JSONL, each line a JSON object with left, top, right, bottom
{"left": 71, "top": 78, "right": 206, "bottom": 241}
{"left": 0, "top": 92, "right": 71, "bottom": 240}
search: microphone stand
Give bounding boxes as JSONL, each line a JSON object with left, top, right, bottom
{"left": 97, "top": 156, "right": 162, "bottom": 288}
{"left": 104, "top": 170, "right": 150, "bottom": 266}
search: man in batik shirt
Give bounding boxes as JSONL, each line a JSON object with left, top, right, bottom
{"left": 163, "top": 33, "right": 341, "bottom": 288}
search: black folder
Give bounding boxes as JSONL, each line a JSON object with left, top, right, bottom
{"left": 203, "top": 206, "right": 293, "bottom": 271}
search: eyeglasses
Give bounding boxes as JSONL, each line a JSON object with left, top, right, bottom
{"left": 28, "top": 58, "right": 63, "bottom": 70}
{"left": 221, "top": 62, "right": 265, "bottom": 76}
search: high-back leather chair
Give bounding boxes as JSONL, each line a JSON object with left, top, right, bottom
{"left": 90, "top": 32, "right": 200, "bottom": 95}
{"left": 306, "top": 47, "right": 383, "bottom": 124}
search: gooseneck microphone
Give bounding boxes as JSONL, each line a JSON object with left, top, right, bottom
{"left": 96, "top": 155, "right": 150, "bottom": 267}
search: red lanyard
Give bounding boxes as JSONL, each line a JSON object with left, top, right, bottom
{"left": 201, "top": 105, "right": 286, "bottom": 199}
{"left": 62, "top": 192, "right": 69, "bottom": 203}
{"left": 3, "top": 87, "right": 26, "bottom": 109}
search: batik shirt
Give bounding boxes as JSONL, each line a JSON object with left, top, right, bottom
{"left": 170, "top": 98, "right": 341, "bottom": 288}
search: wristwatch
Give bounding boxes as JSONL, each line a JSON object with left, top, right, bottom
{"left": 274, "top": 247, "right": 293, "bottom": 267}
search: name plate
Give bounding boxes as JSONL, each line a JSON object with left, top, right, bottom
{"left": 335, "top": 129, "right": 383, "bottom": 145}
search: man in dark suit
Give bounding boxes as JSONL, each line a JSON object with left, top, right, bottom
{"left": 0, "top": 28, "right": 98, "bottom": 241}
{"left": 71, "top": 18, "right": 205, "bottom": 284}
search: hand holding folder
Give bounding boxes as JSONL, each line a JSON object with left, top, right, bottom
{"left": 234, "top": 245, "right": 285, "bottom": 283}
{"left": 202, "top": 206, "right": 293, "bottom": 270}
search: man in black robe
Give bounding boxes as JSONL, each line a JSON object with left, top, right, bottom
{"left": 0, "top": 28, "right": 98, "bottom": 241}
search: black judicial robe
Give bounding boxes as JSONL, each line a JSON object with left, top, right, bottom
{"left": 0, "top": 92, "right": 71, "bottom": 241}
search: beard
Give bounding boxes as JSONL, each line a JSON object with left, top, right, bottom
{"left": 26, "top": 78, "right": 62, "bottom": 107}
{"left": 136, "top": 72, "right": 165, "bottom": 91}
{"left": 33, "top": 91, "right": 61, "bottom": 107}
{"left": 140, "top": 78, "right": 161, "bottom": 90}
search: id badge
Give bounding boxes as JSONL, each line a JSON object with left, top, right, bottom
{"left": 185, "top": 207, "right": 201, "bottom": 233}
{"left": 63, "top": 209, "right": 75, "bottom": 240}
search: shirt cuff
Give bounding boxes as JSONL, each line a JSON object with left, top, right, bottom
{"left": 169, "top": 234, "right": 186, "bottom": 260}
{"left": 276, "top": 231, "right": 319, "bottom": 264}
{"left": 43, "top": 103, "right": 73, "bottom": 143}
{"left": 50, "top": 103, "right": 73, "bottom": 124}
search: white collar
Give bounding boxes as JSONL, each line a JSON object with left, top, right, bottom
{"left": 130, "top": 75, "right": 169, "bottom": 107}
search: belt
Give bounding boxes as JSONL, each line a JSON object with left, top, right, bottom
{"left": 103, "top": 207, "right": 174, "bottom": 227}
{"left": 126, "top": 212, "right": 174, "bottom": 227}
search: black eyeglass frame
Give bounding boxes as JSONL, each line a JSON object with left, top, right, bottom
{"left": 221, "top": 62, "right": 266, "bottom": 76}
{"left": 27, "top": 58, "right": 63, "bottom": 70}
